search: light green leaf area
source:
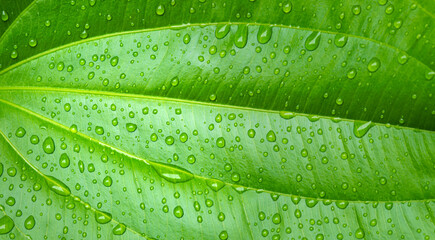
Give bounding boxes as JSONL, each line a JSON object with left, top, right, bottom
{"left": 0, "top": 0, "right": 434, "bottom": 240}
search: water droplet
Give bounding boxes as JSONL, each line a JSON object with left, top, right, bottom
{"left": 79, "top": 29, "right": 88, "bottom": 39}
{"left": 336, "top": 201, "right": 349, "bottom": 209}
{"left": 183, "top": 34, "right": 191, "bottom": 44}
{"left": 216, "top": 137, "right": 226, "bottom": 148}
{"left": 279, "top": 111, "right": 296, "bottom": 119}
{"left": 1, "top": 10, "right": 9, "bottom": 22}
{"left": 46, "top": 176, "right": 71, "bottom": 196}
{"left": 219, "top": 231, "right": 229, "bottom": 240}
{"left": 95, "top": 126, "right": 104, "bottom": 135}
{"left": 257, "top": 25, "right": 272, "bottom": 44}
{"left": 165, "top": 136, "right": 175, "bottom": 145}
{"left": 215, "top": 24, "right": 230, "bottom": 39}
{"left": 272, "top": 213, "right": 281, "bottom": 224}
{"left": 367, "top": 57, "right": 381, "bottom": 72}
{"left": 171, "top": 77, "right": 179, "bottom": 86}
{"left": 353, "top": 121, "right": 373, "bottom": 138}
{"left": 209, "top": 94, "right": 217, "bottom": 101}
{"left": 247, "top": 129, "right": 256, "bottom": 138}
{"left": 347, "top": 68, "right": 357, "bottom": 79}
{"left": 235, "top": 25, "right": 248, "bottom": 48}
{"left": 352, "top": 5, "right": 361, "bottom": 15}
{"left": 173, "top": 206, "right": 184, "bottom": 218}
{"left": 59, "top": 153, "right": 70, "bottom": 168}
{"left": 206, "top": 178, "right": 225, "bottom": 192}
{"left": 152, "top": 163, "right": 194, "bottom": 183}
{"left": 126, "top": 123, "right": 137, "bottom": 132}
{"left": 397, "top": 53, "right": 408, "bottom": 65}
{"left": 282, "top": 2, "right": 292, "bottom": 13}
{"left": 95, "top": 210, "right": 112, "bottom": 224}
{"left": 187, "top": 155, "right": 196, "bottom": 164}
{"left": 355, "top": 228, "right": 365, "bottom": 239}
{"left": 24, "top": 215, "right": 35, "bottom": 230}
{"left": 110, "top": 56, "right": 119, "bottom": 66}
{"left": 335, "top": 98, "right": 343, "bottom": 105}
{"left": 113, "top": 223, "right": 126, "bottom": 235}
{"left": 28, "top": 38, "right": 38, "bottom": 48}
{"left": 305, "top": 31, "right": 321, "bottom": 51}
{"left": 156, "top": 4, "right": 165, "bottom": 16}
{"left": 0, "top": 215, "right": 14, "bottom": 234}
{"left": 425, "top": 71, "right": 434, "bottom": 80}
{"left": 266, "top": 130, "right": 276, "bottom": 142}
{"left": 42, "top": 137, "right": 55, "bottom": 154}
{"left": 103, "top": 176, "right": 112, "bottom": 187}
{"left": 10, "top": 50, "right": 18, "bottom": 59}
{"left": 334, "top": 34, "right": 348, "bottom": 48}
{"left": 15, "top": 127, "right": 26, "bottom": 138}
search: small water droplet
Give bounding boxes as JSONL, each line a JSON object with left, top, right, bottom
{"left": 282, "top": 2, "right": 292, "bottom": 13}
{"left": 183, "top": 34, "right": 191, "bottom": 44}
{"left": 206, "top": 178, "right": 225, "bottom": 192}
{"left": 347, "top": 68, "right": 357, "bottom": 79}
{"left": 28, "top": 38, "right": 38, "bottom": 48}
{"left": 216, "top": 137, "right": 226, "bottom": 148}
{"left": 1, "top": 10, "right": 9, "bottom": 22}
{"left": 126, "top": 123, "right": 137, "bottom": 132}
{"left": 266, "top": 130, "right": 276, "bottom": 142}
{"left": 110, "top": 56, "right": 119, "bottom": 66}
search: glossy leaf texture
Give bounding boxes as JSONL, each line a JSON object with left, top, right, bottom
{"left": 0, "top": 0, "right": 434, "bottom": 239}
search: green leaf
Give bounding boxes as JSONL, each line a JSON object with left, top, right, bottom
{"left": 0, "top": 0, "right": 434, "bottom": 239}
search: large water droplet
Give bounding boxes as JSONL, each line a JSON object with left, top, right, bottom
{"left": 305, "top": 31, "right": 321, "bottom": 51}
{"left": 266, "top": 130, "right": 276, "bottom": 142}
{"left": 355, "top": 228, "right": 365, "bottom": 239}
{"left": 334, "top": 34, "right": 348, "bottom": 48}
{"left": 353, "top": 121, "right": 373, "bottom": 138}
{"left": 257, "top": 25, "right": 272, "bottom": 44}
{"left": 95, "top": 210, "right": 112, "bottom": 224}
{"left": 216, "top": 137, "right": 226, "bottom": 148}
{"left": 59, "top": 153, "right": 70, "bottom": 168}
{"left": 113, "top": 223, "right": 126, "bottom": 235}
{"left": 1, "top": 10, "right": 9, "bottom": 22}
{"left": 234, "top": 25, "right": 248, "bottom": 48}
{"left": 28, "top": 38, "right": 38, "bottom": 48}
{"left": 42, "top": 137, "right": 55, "bottom": 154}
{"left": 153, "top": 163, "right": 194, "bottom": 183}
{"left": 215, "top": 24, "right": 231, "bottom": 39}
{"left": 24, "top": 215, "right": 35, "bottom": 230}
{"left": 173, "top": 206, "right": 184, "bottom": 218}
{"left": 206, "top": 178, "right": 225, "bottom": 192}
{"left": 0, "top": 215, "right": 14, "bottom": 234}
{"left": 110, "top": 56, "right": 119, "bottom": 66}
{"left": 367, "top": 57, "right": 381, "bottom": 72}
{"left": 46, "top": 176, "right": 71, "bottom": 196}
{"left": 156, "top": 4, "right": 165, "bottom": 16}
{"left": 282, "top": 2, "right": 292, "bottom": 13}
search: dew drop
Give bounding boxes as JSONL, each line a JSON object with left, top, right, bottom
{"left": 1, "top": 10, "right": 8, "bottom": 22}
{"left": 266, "top": 130, "right": 276, "bottom": 142}
{"left": 46, "top": 176, "right": 71, "bottom": 196}
{"left": 352, "top": 5, "right": 361, "bottom": 15}
{"left": 305, "top": 31, "right": 321, "bottom": 51}
{"left": 247, "top": 129, "right": 256, "bottom": 138}
{"left": 165, "top": 136, "right": 175, "bottom": 145}
{"left": 113, "top": 223, "right": 126, "bottom": 235}
{"left": 355, "top": 228, "right": 365, "bottom": 239}
{"left": 152, "top": 163, "right": 194, "bottom": 183}
{"left": 367, "top": 57, "right": 381, "bottom": 72}
{"left": 257, "top": 25, "right": 272, "bottom": 44}
{"left": 15, "top": 127, "right": 26, "bottom": 138}
{"left": 28, "top": 38, "right": 38, "bottom": 48}
{"left": 0, "top": 215, "right": 14, "bottom": 234}
{"left": 334, "top": 34, "right": 348, "bottom": 48}
{"left": 95, "top": 210, "right": 112, "bottom": 224}
{"left": 216, "top": 137, "right": 226, "bottom": 148}
{"left": 156, "top": 4, "right": 165, "bottom": 16}
{"left": 282, "top": 2, "right": 292, "bottom": 13}
{"left": 215, "top": 24, "right": 230, "bottom": 39}
{"left": 353, "top": 121, "right": 373, "bottom": 138}
{"left": 24, "top": 215, "right": 35, "bottom": 230}
{"left": 110, "top": 56, "right": 119, "bottom": 67}
{"left": 173, "top": 206, "right": 184, "bottom": 218}
{"left": 279, "top": 111, "right": 296, "bottom": 119}
{"left": 126, "top": 123, "right": 137, "bottom": 132}
{"left": 42, "top": 137, "right": 55, "bottom": 154}
{"left": 347, "top": 68, "right": 357, "bottom": 79}
{"left": 234, "top": 25, "right": 248, "bottom": 48}
{"left": 206, "top": 178, "right": 225, "bottom": 192}
{"left": 183, "top": 34, "right": 191, "bottom": 44}
{"left": 171, "top": 77, "right": 179, "bottom": 86}
{"left": 59, "top": 153, "right": 70, "bottom": 168}
{"left": 103, "top": 176, "right": 112, "bottom": 187}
